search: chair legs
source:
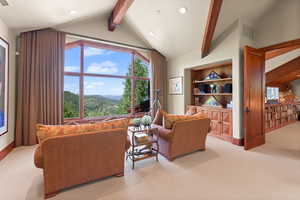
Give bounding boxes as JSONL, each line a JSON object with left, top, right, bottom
{"left": 115, "top": 172, "right": 124, "bottom": 177}
{"left": 45, "top": 191, "right": 59, "bottom": 199}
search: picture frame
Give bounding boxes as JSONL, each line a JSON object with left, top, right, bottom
{"left": 0, "top": 37, "right": 9, "bottom": 136}
{"left": 169, "top": 76, "right": 183, "bottom": 95}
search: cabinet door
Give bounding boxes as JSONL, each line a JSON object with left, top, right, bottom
{"left": 210, "top": 111, "right": 221, "bottom": 135}
{"left": 221, "top": 111, "right": 232, "bottom": 138}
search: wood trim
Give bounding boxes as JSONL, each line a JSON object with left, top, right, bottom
{"left": 65, "top": 40, "right": 150, "bottom": 62}
{"left": 265, "top": 44, "right": 300, "bottom": 60}
{"left": 0, "top": 141, "right": 14, "bottom": 161}
{"left": 201, "top": 0, "right": 223, "bottom": 58}
{"left": 231, "top": 138, "right": 244, "bottom": 146}
{"left": 108, "top": 0, "right": 135, "bottom": 31}
{"left": 259, "top": 38, "right": 300, "bottom": 52}
{"left": 135, "top": 51, "right": 150, "bottom": 63}
{"left": 79, "top": 43, "right": 84, "bottom": 119}
{"left": 64, "top": 72, "right": 150, "bottom": 81}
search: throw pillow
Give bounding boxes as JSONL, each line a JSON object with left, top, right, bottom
{"left": 163, "top": 112, "right": 208, "bottom": 129}
{"left": 185, "top": 106, "right": 197, "bottom": 115}
{"left": 163, "top": 114, "right": 190, "bottom": 129}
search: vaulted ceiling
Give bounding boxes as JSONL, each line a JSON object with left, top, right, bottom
{"left": 0, "top": 0, "right": 278, "bottom": 58}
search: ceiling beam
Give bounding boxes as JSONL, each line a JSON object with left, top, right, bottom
{"left": 201, "top": 0, "right": 223, "bottom": 58}
{"left": 266, "top": 56, "right": 300, "bottom": 86}
{"left": 265, "top": 44, "right": 300, "bottom": 60}
{"left": 108, "top": 0, "right": 135, "bottom": 31}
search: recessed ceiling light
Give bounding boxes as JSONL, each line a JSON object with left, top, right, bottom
{"left": 178, "top": 7, "right": 187, "bottom": 14}
{"left": 69, "top": 10, "right": 77, "bottom": 15}
{"left": 149, "top": 32, "right": 155, "bottom": 37}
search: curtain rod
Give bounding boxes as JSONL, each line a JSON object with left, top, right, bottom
{"left": 56, "top": 30, "right": 154, "bottom": 52}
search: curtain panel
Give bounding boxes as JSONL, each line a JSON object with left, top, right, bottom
{"left": 15, "top": 29, "right": 65, "bottom": 146}
{"left": 150, "top": 50, "right": 167, "bottom": 117}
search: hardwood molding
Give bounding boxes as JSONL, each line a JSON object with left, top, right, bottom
{"left": 108, "top": 0, "right": 135, "bottom": 31}
{"left": 259, "top": 38, "right": 300, "bottom": 52}
{"left": 231, "top": 138, "right": 244, "bottom": 146}
{"left": 201, "top": 0, "right": 223, "bottom": 58}
{"left": 0, "top": 141, "right": 15, "bottom": 161}
{"left": 265, "top": 44, "right": 300, "bottom": 60}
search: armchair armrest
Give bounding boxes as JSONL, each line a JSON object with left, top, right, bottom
{"left": 170, "top": 118, "right": 211, "bottom": 158}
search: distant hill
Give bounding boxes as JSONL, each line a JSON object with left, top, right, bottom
{"left": 64, "top": 91, "right": 123, "bottom": 118}
{"left": 103, "top": 95, "right": 122, "bottom": 101}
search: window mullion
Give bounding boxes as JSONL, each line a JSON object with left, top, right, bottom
{"left": 131, "top": 53, "right": 136, "bottom": 114}
{"left": 80, "top": 43, "right": 84, "bottom": 119}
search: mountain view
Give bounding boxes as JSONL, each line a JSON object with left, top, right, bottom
{"left": 64, "top": 56, "right": 150, "bottom": 119}
{"left": 64, "top": 91, "right": 124, "bottom": 119}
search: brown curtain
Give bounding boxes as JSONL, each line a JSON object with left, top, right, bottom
{"left": 150, "top": 50, "right": 167, "bottom": 116}
{"left": 15, "top": 29, "right": 65, "bottom": 146}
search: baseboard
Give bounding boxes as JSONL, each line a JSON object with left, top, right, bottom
{"left": 231, "top": 138, "right": 244, "bottom": 146}
{"left": 0, "top": 141, "right": 15, "bottom": 161}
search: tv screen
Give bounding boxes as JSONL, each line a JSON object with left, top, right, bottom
{"left": 266, "top": 87, "right": 279, "bottom": 100}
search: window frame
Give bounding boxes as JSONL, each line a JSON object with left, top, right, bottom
{"left": 64, "top": 40, "right": 150, "bottom": 122}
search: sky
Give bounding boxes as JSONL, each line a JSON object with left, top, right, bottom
{"left": 64, "top": 46, "right": 132, "bottom": 96}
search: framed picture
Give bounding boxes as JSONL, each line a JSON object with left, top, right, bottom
{"left": 0, "top": 37, "right": 9, "bottom": 136}
{"left": 169, "top": 76, "right": 183, "bottom": 95}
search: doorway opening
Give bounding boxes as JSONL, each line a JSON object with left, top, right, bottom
{"left": 243, "top": 38, "right": 300, "bottom": 150}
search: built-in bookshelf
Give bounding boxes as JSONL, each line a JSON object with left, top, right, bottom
{"left": 191, "top": 62, "right": 233, "bottom": 108}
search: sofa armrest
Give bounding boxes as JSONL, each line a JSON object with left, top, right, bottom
{"left": 41, "top": 128, "right": 126, "bottom": 195}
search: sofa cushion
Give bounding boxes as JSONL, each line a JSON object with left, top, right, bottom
{"left": 151, "top": 124, "right": 173, "bottom": 141}
{"left": 34, "top": 145, "right": 43, "bottom": 169}
{"left": 37, "top": 118, "right": 129, "bottom": 143}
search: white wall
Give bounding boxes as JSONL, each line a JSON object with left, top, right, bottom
{"left": 255, "top": 0, "right": 300, "bottom": 47}
{"left": 55, "top": 14, "right": 150, "bottom": 49}
{"left": 266, "top": 48, "right": 300, "bottom": 72}
{"left": 167, "top": 20, "right": 244, "bottom": 139}
{"left": 0, "top": 18, "right": 16, "bottom": 151}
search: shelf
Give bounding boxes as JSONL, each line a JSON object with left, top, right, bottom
{"left": 132, "top": 153, "right": 157, "bottom": 162}
{"left": 194, "top": 93, "right": 232, "bottom": 96}
{"left": 193, "top": 78, "right": 232, "bottom": 83}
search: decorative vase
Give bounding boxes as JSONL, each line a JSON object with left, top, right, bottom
{"left": 141, "top": 115, "right": 152, "bottom": 128}
{"left": 132, "top": 118, "right": 141, "bottom": 128}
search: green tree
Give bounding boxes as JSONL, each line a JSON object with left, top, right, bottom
{"left": 117, "top": 58, "right": 149, "bottom": 114}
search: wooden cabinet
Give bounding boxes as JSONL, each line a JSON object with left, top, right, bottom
{"left": 265, "top": 103, "right": 298, "bottom": 133}
{"left": 187, "top": 105, "right": 233, "bottom": 143}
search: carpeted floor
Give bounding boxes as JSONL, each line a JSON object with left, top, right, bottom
{"left": 1, "top": 122, "right": 300, "bottom": 200}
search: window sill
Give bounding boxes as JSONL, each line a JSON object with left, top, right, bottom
{"left": 64, "top": 112, "right": 149, "bottom": 124}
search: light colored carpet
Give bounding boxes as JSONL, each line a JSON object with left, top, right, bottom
{"left": 1, "top": 122, "right": 300, "bottom": 200}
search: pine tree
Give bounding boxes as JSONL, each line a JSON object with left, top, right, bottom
{"left": 117, "top": 58, "right": 149, "bottom": 114}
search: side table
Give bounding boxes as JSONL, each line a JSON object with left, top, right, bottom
{"left": 127, "top": 126, "right": 159, "bottom": 169}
